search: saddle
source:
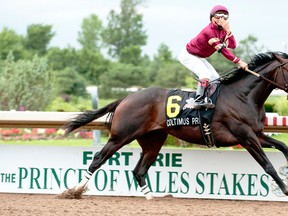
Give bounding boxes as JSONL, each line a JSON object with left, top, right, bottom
{"left": 165, "top": 83, "right": 220, "bottom": 147}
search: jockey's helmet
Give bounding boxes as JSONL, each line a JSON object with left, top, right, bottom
{"left": 210, "top": 5, "right": 229, "bottom": 20}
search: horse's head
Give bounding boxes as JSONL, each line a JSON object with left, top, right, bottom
{"left": 221, "top": 52, "right": 288, "bottom": 92}
{"left": 270, "top": 52, "right": 288, "bottom": 92}
{"left": 249, "top": 52, "right": 288, "bottom": 92}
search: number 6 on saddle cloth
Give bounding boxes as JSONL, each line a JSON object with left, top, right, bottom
{"left": 165, "top": 83, "right": 220, "bottom": 147}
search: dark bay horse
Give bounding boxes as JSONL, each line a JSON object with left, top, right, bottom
{"left": 63, "top": 51, "right": 288, "bottom": 199}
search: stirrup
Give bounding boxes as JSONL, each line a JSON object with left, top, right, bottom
{"left": 193, "top": 102, "right": 215, "bottom": 110}
{"left": 193, "top": 98, "right": 215, "bottom": 110}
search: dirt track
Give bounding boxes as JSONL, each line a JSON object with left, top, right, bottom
{"left": 0, "top": 193, "right": 287, "bottom": 216}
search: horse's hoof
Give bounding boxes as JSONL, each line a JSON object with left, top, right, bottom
{"left": 271, "top": 181, "right": 285, "bottom": 197}
{"left": 57, "top": 186, "right": 88, "bottom": 199}
{"left": 145, "top": 193, "right": 153, "bottom": 200}
{"left": 279, "top": 164, "right": 288, "bottom": 177}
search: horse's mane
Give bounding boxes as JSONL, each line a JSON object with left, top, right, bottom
{"left": 249, "top": 51, "right": 288, "bottom": 70}
{"left": 220, "top": 51, "right": 288, "bottom": 84}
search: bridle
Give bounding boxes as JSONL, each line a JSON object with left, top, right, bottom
{"left": 247, "top": 60, "right": 288, "bottom": 93}
{"left": 275, "top": 61, "right": 288, "bottom": 92}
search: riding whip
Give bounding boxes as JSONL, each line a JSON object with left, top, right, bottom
{"left": 244, "top": 68, "right": 288, "bottom": 92}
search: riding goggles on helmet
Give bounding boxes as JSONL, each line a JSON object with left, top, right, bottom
{"left": 213, "top": 13, "right": 229, "bottom": 20}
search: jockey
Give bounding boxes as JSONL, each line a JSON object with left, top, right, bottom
{"left": 178, "top": 5, "right": 248, "bottom": 109}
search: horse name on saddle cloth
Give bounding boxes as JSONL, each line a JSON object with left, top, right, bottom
{"left": 166, "top": 88, "right": 217, "bottom": 127}
{"left": 165, "top": 90, "right": 202, "bottom": 127}
{"left": 165, "top": 87, "right": 220, "bottom": 147}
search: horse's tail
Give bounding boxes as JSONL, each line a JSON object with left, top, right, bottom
{"left": 64, "top": 97, "right": 125, "bottom": 136}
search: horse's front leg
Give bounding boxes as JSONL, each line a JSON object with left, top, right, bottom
{"left": 245, "top": 144, "right": 288, "bottom": 196}
{"left": 259, "top": 132, "right": 288, "bottom": 161}
{"left": 259, "top": 133, "right": 288, "bottom": 178}
{"left": 239, "top": 131, "right": 288, "bottom": 196}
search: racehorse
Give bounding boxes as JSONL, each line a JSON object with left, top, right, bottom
{"left": 62, "top": 51, "right": 288, "bottom": 199}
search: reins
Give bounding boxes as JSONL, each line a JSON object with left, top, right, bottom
{"left": 244, "top": 60, "right": 288, "bottom": 92}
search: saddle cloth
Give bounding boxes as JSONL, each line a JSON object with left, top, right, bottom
{"left": 165, "top": 83, "right": 220, "bottom": 147}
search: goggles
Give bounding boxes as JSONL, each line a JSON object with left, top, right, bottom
{"left": 213, "top": 13, "right": 229, "bottom": 20}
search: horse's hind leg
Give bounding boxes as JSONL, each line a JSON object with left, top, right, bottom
{"left": 133, "top": 130, "right": 168, "bottom": 200}
{"left": 73, "top": 137, "right": 128, "bottom": 193}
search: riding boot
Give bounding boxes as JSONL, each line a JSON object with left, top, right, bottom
{"left": 193, "top": 80, "right": 215, "bottom": 109}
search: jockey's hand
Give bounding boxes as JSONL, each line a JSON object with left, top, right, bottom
{"left": 237, "top": 60, "right": 248, "bottom": 70}
{"left": 219, "top": 18, "right": 231, "bottom": 34}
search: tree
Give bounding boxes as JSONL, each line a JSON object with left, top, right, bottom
{"left": 76, "top": 48, "right": 110, "bottom": 85}
{"left": 76, "top": 14, "right": 111, "bottom": 84}
{"left": 99, "top": 63, "right": 147, "bottom": 98}
{"left": 102, "top": 0, "right": 147, "bottom": 64}
{"left": 153, "top": 43, "right": 174, "bottom": 63}
{"left": 146, "top": 43, "right": 176, "bottom": 84}
{"left": 47, "top": 47, "right": 78, "bottom": 71}
{"left": 152, "top": 63, "right": 189, "bottom": 88}
{"left": 118, "top": 45, "right": 142, "bottom": 65}
{"left": 0, "top": 27, "right": 24, "bottom": 60}
{"left": 24, "top": 24, "right": 55, "bottom": 55}
{"left": 235, "top": 34, "right": 265, "bottom": 62}
{"left": 0, "top": 53, "right": 55, "bottom": 110}
{"left": 78, "top": 14, "right": 103, "bottom": 51}
{"left": 55, "top": 67, "right": 88, "bottom": 97}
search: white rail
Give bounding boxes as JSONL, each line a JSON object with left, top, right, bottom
{"left": 0, "top": 111, "right": 287, "bottom": 133}
{"left": 0, "top": 111, "right": 107, "bottom": 130}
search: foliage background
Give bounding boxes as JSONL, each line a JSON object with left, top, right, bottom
{"left": 0, "top": 0, "right": 286, "bottom": 116}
